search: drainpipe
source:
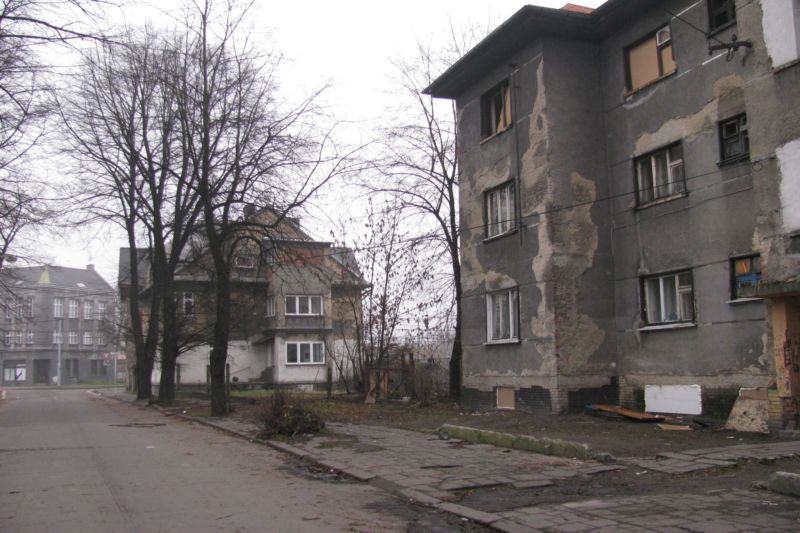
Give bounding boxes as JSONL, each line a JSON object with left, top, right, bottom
{"left": 509, "top": 64, "right": 524, "bottom": 247}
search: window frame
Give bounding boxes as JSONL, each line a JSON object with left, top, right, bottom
{"left": 83, "top": 331, "right": 93, "bottom": 345}
{"left": 486, "top": 287, "right": 520, "bottom": 343}
{"left": 285, "top": 341, "right": 325, "bottom": 365}
{"left": 181, "top": 292, "right": 195, "bottom": 317}
{"left": 26, "top": 330, "right": 34, "bottom": 344}
{"left": 480, "top": 79, "right": 512, "bottom": 141}
{"left": 68, "top": 331, "right": 79, "bottom": 345}
{"left": 265, "top": 295, "right": 276, "bottom": 317}
{"left": 730, "top": 254, "right": 762, "bottom": 300}
{"left": 15, "top": 330, "right": 23, "bottom": 345}
{"left": 484, "top": 180, "right": 516, "bottom": 240}
{"left": 708, "top": 0, "right": 737, "bottom": 34}
{"left": 634, "top": 143, "right": 686, "bottom": 206}
{"left": 718, "top": 114, "right": 749, "bottom": 164}
{"left": 68, "top": 299, "right": 79, "bottom": 318}
{"left": 53, "top": 330, "right": 62, "bottom": 345}
{"left": 53, "top": 298, "right": 63, "bottom": 318}
{"left": 641, "top": 270, "right": 695, "bottom": 326}
{"left": 235, "top": 254, "right": 256, "bottom": 269}
{"left": 624, "top": 24, "right": 677, "bottom": 93}
{"left": 84, "top": 300, "right": 93, "bottom": 319}
{"left": 96, "top": 301, "right": 107, "bottom": 320}
{"left": 96, "top": 332, "right": 106, "bottom": 346}
{"left": 284, "top": 295, "right": 323, "bottom": 316}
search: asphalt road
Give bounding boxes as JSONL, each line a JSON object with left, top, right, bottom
{"left": 0, "top": 389, "right": 429, "bottom": 533}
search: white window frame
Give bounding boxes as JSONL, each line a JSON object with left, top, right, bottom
{"left": 53, "top": 330, "right": 63, "bottom": 345}
{"left": 97, "top": 301, "right": 107, "bottom": 320}
{"left": 83, "top": 331, "right": 93, "bottom": 345}
{"left": 485, "top": 181, "right": 515, "bottom": 239}
{"left": 4, "top": 362, "right": 26, "bottom": 383}
{"left": 96, "top": 332, "right": 106, "bottom": 346}
{"left": 53, "top": 298, "right": 63, "bottom": 318}
{"left": 635, "top": 144, "right": 685, "bottom": 205}
{"left": 486, "top": 287, "right": 519, "bottom": 343}
{"left": 26, "top": 330, "right": 34, "bottom": 344}
{"left": 265, "top": 295, "right": 276, "bottom": 317}
{"left": 15, "top": 330, "right": 23, "bottom": 345}
{"left": 286, "top": 341, "right": 325, "bottom": 365}
{"left": 235, "top": 254, "right": 256, "bottom": 269}
{"left": 84, "top": 300, "right": 93, "bottom": 319}
{"left": 643, "top": 270, "right": 695, "bottom": 325}
{"left": 68, "top": 299, "right": 79, "bottom": 318}
{"left": 68, "top": 331, "right": 79, "bottom": 345}
{"left": 285, "top": 295, "right": 323, "bottom": 316}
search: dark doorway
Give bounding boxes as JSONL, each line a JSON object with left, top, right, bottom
{"left": 33, "top": 359, "right": 51, "bottom": 384}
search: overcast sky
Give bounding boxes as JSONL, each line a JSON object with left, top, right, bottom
{"left": 41, "top": 0, "right": 606, "bottom": 284}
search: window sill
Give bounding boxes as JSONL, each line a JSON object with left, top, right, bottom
{"left": 483, "top": 228, "right": 518, "bottom": 243}
{"left": 480, "top": 123, "right": 513, "bottom": 145}
{"left": 707, "top": 20, "right": 737, "bottom": 39}
{"left": 773, "top": 56, "right": 800, "bottom": 74}
{"left": 726, "top": 297, "right": 763, "bottom": 305}
{"left": 285, "top": 314, "right": 324, "bottom": 318}
{"left": 624, "top": 70, "right": 677, "bottom": 99}
{"left": 717, "top": 155, "right": 750, "bottom": 167}
{"left": 637, "top": 322, "right": 696, "bottom": 332}
{"left": 285, "top": 362, "right": 326, "bottom": 366}
{"left": 636, "top": 192, "right": 688, "bottom": 210}
{"left": 484, "top": 338, "right": 520, "bottom": 346}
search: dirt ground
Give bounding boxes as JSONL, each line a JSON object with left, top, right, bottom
{"left": 224, "top": 393, "right": 785, "bottom": 459}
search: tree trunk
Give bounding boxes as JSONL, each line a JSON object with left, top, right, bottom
{"left": 209, "top": 263, "right": 231, "bottom": 416}
{"left": 158, "top": 272, "right": 178, "bottom": 404}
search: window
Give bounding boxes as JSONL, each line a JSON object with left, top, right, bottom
{"left": 83, "top": 332, "right": 93, "bottom": 345}
{"left": 635, "top": 144, "right": 685, "bottom": 204}
{"left": 4, "top": 361, "right": 26, "bottom": 383}
{"left": 181, "top": 293, "right": 195, "bottom": 317}
{"left": 708, "top": 0, "right": 736, "bottom": 33}
{"left": 480, "top": 79, "right": 512, "bottom": 139}
{"left": 96, "top": 332, "right": 106, "bottom": 346}
{"left": 731, "top": 255, "right": 762, "bottom": 299}
{"left": 84, "top": 300, "right": 93, "bottom": 319}
{"left": 643, "top": 271, "right": 694, "bottom": 325}
{"left": 265, "top": 295, "right": 276, "bottom": 317}
{"left": 96, "top": 301, "right": 107, "bottom": 320}
{"left": 23, "top": 297, "right": 33, "bottom": 317}
{"left": 485, "top": 181, "right": 516, "bottom": 238}
{"left": 53, "top": 330, "right": 62, "bottom": 344}
{"left": 719, "top": 114, "right": 749, "bottom": 163}
{"left": 68, "top": 331, "right": 78, "bottom": 345}
{"left": 68, "top": 299, "right": 79, "bottom": 318}
{"left": 286, "top": 341, "right": 325, "bottom": 364}
{"left": 264, "top": 248, "right": 277, "bottom": 265}
{"left": 15, "top": 330, "right": 23, "bottom": 345}
{"left": 4, "top": 301, "right": 11, "bottom": 321}
{"left": 285, "top": 295, "right": 323, "bottom": 316}
{"left": 64, "top": 359, "right": 79, "bottom": 378}
{"left": 26, "top": 330, "right": 33, "bottom": 344}
{"left": 486, "top": 288, "right": 519, "bottom": 342}
{"left": 4, "top": 331, "right": 10, "bottom": 345}
{"left": 53, "top": 298, "right": 63, "bottom": 318}
{"left": 235, "top": 254, "right": 256, "bottom": 269}
{"left": 625, "top": 25, "right": 677, "bottom": 92}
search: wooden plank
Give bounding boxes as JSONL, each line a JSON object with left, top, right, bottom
{"left": 587, "top": 404, "right": 665, "bottom": 422}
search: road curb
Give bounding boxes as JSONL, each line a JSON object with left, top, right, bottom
{"left": 439, "top": 423, "right": 593, "bottom": 460}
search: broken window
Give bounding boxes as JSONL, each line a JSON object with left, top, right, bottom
{"left": 708, "top": 0, "right": 736, "bottom": 33}
{"left": 484, "top": 181, "right": 515, "bottom": 238}
{"left": 731, "top": 254, "right": 762, "bottom": 299}
{"left": 643, "top": 271, "right": 694, "bottom": 325}
{"left": 480, "top": 79, "right": 512, "bottom": 139}
{"left": 625, "top": 25, "right": 676, "bottom": 92}
{"left": 635, "top": 144, "right": 685, "bottom": 205}
{"left": 486, "top": 287, "right": 519, "bottom": 342}
{"left": 286, "top": 341, "right": 324, "bottom": 364}
{"left": 719, "top": 114, "right": 749, "bottom": 163}
{"left": 285, "top": 295, "right": 323, "bottom": 316}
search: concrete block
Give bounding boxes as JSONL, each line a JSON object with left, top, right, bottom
{"left": 767, "top": 471, "right": 800, "bottom": 497}
{"left": 435, "top": 502, "right": 500, "bottom": 525}
{"left": 439, "top": 424, "right": 591, "bottom": 459}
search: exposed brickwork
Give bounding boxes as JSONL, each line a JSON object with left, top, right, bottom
{"left": 567, "top": 378, "right": 618, "bottom": 414}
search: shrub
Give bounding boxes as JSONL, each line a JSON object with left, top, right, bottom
{"left": 255, "top": 389, "right": 325, "bottom": 437}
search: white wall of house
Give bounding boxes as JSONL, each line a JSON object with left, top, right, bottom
{"left": 778, "top": 138, "right": 800, "bottom": 232}
{"left": 762, "top": 0, "right": 800, "bottom": 69}
{"left": 272, "top": 334, "right": 330, "bottom": 384}
{"left": 152, "top": 341, "right": 267, "bottom": 385}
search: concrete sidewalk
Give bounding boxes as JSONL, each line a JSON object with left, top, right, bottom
{"left": 102, "top": 392, "right": 800, "bottom": 532}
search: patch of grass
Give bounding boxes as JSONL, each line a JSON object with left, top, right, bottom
{"left": 230, "top": 389, "right": 275, "bottom": 399}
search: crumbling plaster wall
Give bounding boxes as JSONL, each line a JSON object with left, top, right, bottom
{"left": 600, "top": 0, "right": 769, "bottom": 396}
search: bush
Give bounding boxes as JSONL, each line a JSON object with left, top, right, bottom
{"left": 254, "top": 390, "right": 325, "bottom": 437}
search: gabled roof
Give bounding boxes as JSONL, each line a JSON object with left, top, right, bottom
{"left": 424, "top": 0, "right": 662, "bottom": 98}
{"left": 0, "top": 265, "right": 114, "bottom": 293}
{"left": 118, "top": 248, "right": 151, "bottom": 289}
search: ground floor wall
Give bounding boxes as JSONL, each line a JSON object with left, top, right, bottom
{"left": 1, "top": 350, "right": 123, "bottom": 386}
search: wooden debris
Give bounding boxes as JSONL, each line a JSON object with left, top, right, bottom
{"left": 586, "top": 404, "right": 665, "bottom": 422}
{"left": 657, "top": 423, "right": 692, "bottom": 431}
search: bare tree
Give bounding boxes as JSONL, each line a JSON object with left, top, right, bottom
{"left": 177, "top": 0, "right": 358, "bottom": 415}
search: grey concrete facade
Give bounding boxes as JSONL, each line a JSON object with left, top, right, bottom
{"left": 0, "top": 265, "right": 117, "bottom": 385}
{"left": 427, "top": 0, "right": 798, "bottom": 415}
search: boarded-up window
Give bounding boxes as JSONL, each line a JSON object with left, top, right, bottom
{"left": 496, "top": 387, "right": 515, "bottom": 410}
{"left": 626, "top": 26, "right": 676, "bottom": 92}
